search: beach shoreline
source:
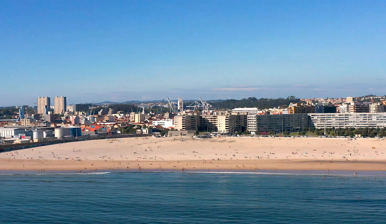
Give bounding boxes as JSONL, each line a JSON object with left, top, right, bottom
{"left": 0, "top": 136, "right": 384, "bottom": 171}
{"left": 0, "top": 158, "right": 386, "bottom": 171}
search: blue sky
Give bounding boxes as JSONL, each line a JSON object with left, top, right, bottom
{"left": 0, "top": 0, "right": 385, "bottom": 106}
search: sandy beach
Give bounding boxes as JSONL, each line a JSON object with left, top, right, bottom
{"left": 0, "top": 137, "right": 385, "bottom": 171}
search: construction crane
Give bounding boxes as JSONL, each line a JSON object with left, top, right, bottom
{"left": 199, "top": 97, "right": 212, "bottom": 112}
{"left": 137, "top": 103, "right": 146, "bottom": 114}
{"left": 185, "top": 98, "right": 212, "bottom": 112}
{"left": 185, "top": 100, "right": 200, "bottom": 110}
{"left": 167, "top": 97, "right": 175, "bottom": 113}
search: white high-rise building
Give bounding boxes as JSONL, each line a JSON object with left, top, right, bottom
{"left": 309, "top": 113, "right": 386, "bottom": 129}
{"left": 134, "top": 113, "right": 145, "bottom": 123}
{"left": 178, "top": 98, "right": 184, "bottom": 112}
{"left": 37, "top": 97, "right": 50, "bottom": 114}
{"left": 369, "top": 103, "right": 385, "bottom": 113}
{"left": 54, "top": 96, "right": 67, "bottom": 114}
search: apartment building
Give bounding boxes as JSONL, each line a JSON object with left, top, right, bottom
{"left": 54, "top": 96, "right": 67, "bottom": 114}
{"left": 129, "top": 112, "right": 136, "bottom": 122}
{"left": 369, "top": 103, "right": 385, "bottom": 113}
{"left": 177, "top": 98, "right": 184, "bottom": 112}
{"left": 134, "top": 113, "right": 145, "bottom": 123}
{"left": 173, "top": 114, "right": 200, "bottom": 131}
{"left": 247, "top": 114, "right": 311, "bottom": 133}
{"left": 228, "top": 114, "right": 247, "bottom": 133}
{"left": 172, "top": 113, "right": 247, "bottom": 133}
{"left": 201, "top": 114, "right": 218, "bottom": 132}
{"left": 309, "top": 113, "right": 386, "bottom": 129}
{"left": 338, "top": 103, "right": 350, "bottom": 113}
{"left": 216, "top": 115, "right": 228, "bottom": 133}
{"left": 314, "top": 104, "right": 337, "bottom": 113}
{"left": 231, "top": 107, "right": 259, "bottom": 114}
{"left": 288, "top": 103, "right": 315, "bottom": 114}
{"left": 348, "top": 103, "right": 369, "bottom": 113}
{"left": 37, "top": 97, "right": 50, "bottom": 114}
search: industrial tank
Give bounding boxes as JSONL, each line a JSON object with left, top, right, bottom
{"left": 43, "top": 130, "right": 54, "bottom": 138}
{"left": 32, "top": 130, "right": 43, "bottom": 141}
{"left": 54, "top": 128, "right": 64, "bottom": 139}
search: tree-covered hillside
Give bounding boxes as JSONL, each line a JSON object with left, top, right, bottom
{"left": 209, "top": 96, "right": 302, "bottom": 109}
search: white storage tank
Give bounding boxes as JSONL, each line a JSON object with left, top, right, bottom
{"left": 43, "top": 130, "right": 54, "bottom": 138}
{"left": 55, "top": 128, "right": 64, "bottom": 139}
{"left": 32, "top": 130, "right": 43, "bottom": 141}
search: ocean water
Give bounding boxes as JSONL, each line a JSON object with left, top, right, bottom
{"left": 0, "top": 171, "right": 385, "bottom": 223}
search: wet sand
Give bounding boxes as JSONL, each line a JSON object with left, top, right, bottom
{"left": 0, "top": 159, "right": 385, "bottom": 171}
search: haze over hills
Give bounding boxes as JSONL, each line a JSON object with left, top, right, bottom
{"left": 2, "top": 95, "right": 386, "bottom": 108}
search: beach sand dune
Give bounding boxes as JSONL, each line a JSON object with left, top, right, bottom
{"left": 0, "top": 137, "right": 385, "bottom": 171}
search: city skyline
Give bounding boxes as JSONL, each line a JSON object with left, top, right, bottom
{"left": 1, "top": 1, "right": 386, "bottom": 222}
{"left": 2, "top": 93, "right": 386, "bottom": 108}
{"left": 1, "top": 0, "right": 386, "bottom": 106}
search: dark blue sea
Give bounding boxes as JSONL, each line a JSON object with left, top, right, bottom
{"left": 0, "top": 170, "right": 385, "bottom": 223}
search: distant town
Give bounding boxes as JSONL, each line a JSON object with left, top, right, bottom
{"left": 0, "top": 95, "right": 385, "bottom": 146}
